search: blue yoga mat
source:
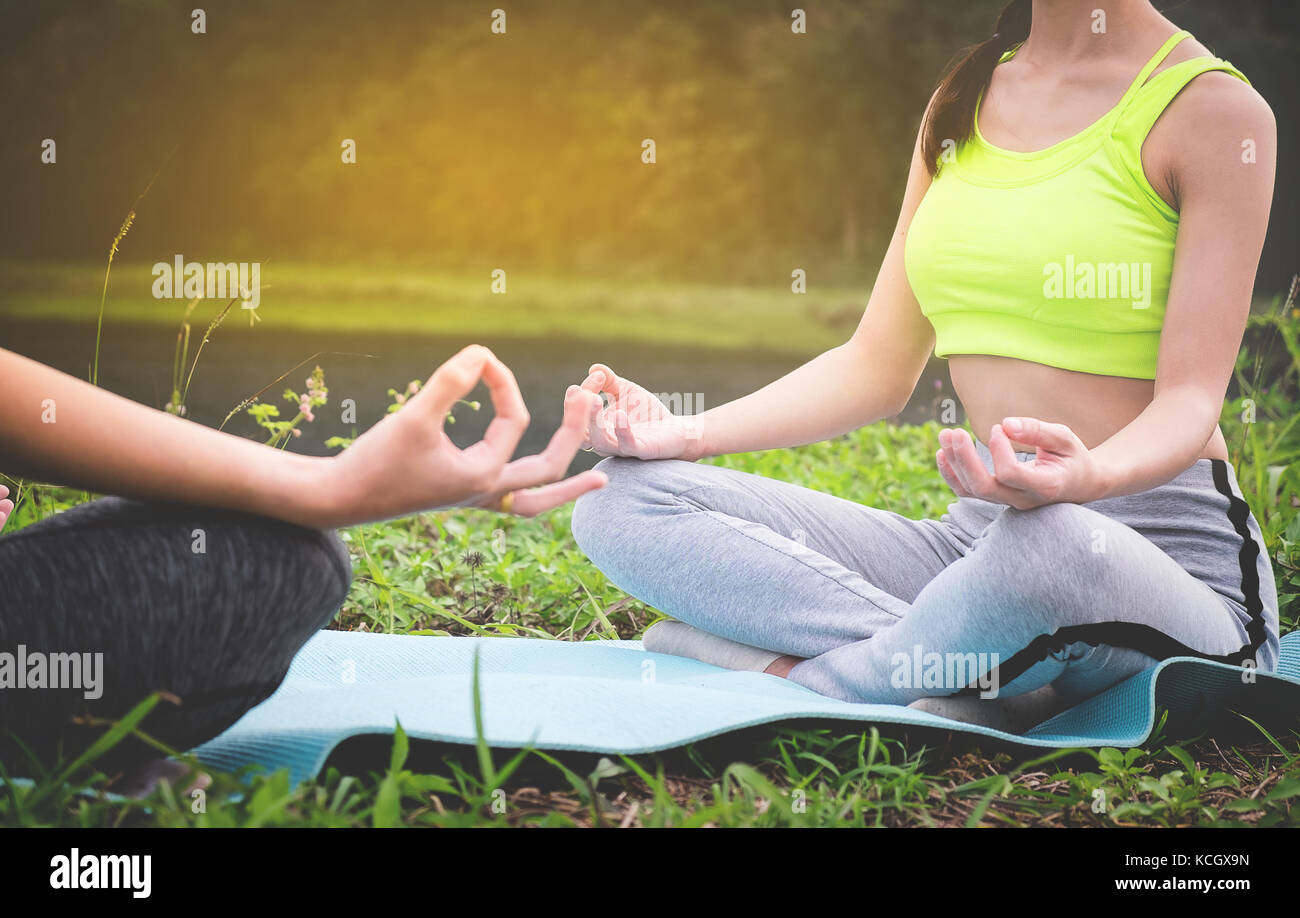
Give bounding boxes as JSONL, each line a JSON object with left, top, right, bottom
{"left": 194, "top": 630, "right": 1300, "bottom": 787}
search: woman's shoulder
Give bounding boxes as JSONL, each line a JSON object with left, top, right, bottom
{"left": 1140, "top": 37, "right": 1275, "bottom": 215}
{"left": 1145, "top": 33, "right": 1274, "bottom": 130}
{"left": 1147, "top": 61, "right": 1275, "bottom": 156}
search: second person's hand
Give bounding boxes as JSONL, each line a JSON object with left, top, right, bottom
{"left": 322, "top": 345, "right": 607, "bottom": 526}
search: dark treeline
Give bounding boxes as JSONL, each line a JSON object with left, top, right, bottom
{"left": 0, "top": 0, "right": 1295, "bottom": 288}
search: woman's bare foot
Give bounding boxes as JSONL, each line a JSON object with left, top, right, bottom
{"left": 113, "top": 758, "right": 212, "bottom": 799}
{"left": 0, "top": 485, "right": 12, "bottom": 532}
{"left": 643, "top": 620, "right": 784, "bottom": 673}
{"left": 906, "top": 684, "right": 1069, "bottom": 732}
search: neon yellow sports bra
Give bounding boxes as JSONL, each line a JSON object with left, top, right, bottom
{"left": 904, "top": 30, "right": 1248, "bottom": 380}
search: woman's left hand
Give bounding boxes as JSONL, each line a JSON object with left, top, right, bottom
{"left": 935, "top": 417, "right": 1108, "bottom": 509}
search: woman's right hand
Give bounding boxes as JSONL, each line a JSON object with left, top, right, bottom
{"left": 572, "top": 364, "right": 702, "bottom": 460}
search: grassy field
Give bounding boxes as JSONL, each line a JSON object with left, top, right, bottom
{"left": 3, "top": 411, "right": 1299, "bottom": 827}
{"left": 2, "top": 259, "right": 1285, "bottom": 355}
{"left": 0, "top": 260, "right": 865, "bottom": 354}
{"left": 1, "top": 272, "right": 1297, "bottom": 827}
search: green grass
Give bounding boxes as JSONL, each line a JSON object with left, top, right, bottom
{"left": 4, "top": 414, "right": 1299, "bottom": 828}
{"left": 1, "top": 274, "right": 1298, "bottom": 828}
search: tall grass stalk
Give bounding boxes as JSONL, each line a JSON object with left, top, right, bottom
{"left": 90, "top": 159, "right": 168, "bottom": 386}
{"left": 182, "top": 295, "right": 242, "bottom": 406}
{"left": 166, "top": 297, "right": 201, "bottom": 415}
{"left": 91, "top": 210, "right": 135, "bottom": 386}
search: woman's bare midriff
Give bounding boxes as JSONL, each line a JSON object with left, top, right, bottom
{"left": 949, "top": 354, "right": 1230, "bottom": 461}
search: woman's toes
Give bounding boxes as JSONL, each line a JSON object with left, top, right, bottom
{"left": 907, "top": 684, "right": 1068, "bottom": 732}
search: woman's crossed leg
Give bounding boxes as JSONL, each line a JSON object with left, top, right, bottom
{"left": 572, "top": 457, "right": 1256, "bottom": 708}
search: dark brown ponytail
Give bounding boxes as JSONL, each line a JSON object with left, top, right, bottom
{"left": 921, "top": 0, "right": 1032, "bottom": 175}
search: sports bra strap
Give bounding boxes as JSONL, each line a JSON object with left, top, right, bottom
{"left": 1112, "top": 29, "right": 1193, "bottom": 113}
{"left": 1106, "top": 51, "right": 1250, "bottom": 219}
{"left": 1112, "top": 55, "right": 1251, "bottom": 145}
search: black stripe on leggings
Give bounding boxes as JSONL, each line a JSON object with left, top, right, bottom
{"left": 954, "top": 463, "right": 1266, "bottom": 697}
{"left": 1210, "top": 458, "right": 1268, "bottom": 658}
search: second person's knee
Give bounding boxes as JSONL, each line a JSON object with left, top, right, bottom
{"left": 217, "top": 518, "right": 352, "bottom": 634}
{"left": 289, "top": 526, "right": 353, "bottom": 629}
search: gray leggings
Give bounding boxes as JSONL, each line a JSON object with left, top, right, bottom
{"left": 572, "top": 440, "right": 1279, "bottom": 705}
{"left": 0, "top": 497, "right": 351, "bottom": 774}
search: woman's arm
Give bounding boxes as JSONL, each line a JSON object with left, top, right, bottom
{"left": 0, "top": 344, "right": 606, "bottom": 529}
{"left": 1086, "top": 74, "right": 1276, "bottom": 497}
{"left": 936, "top": 74, "right": 1277, "bottom": 507}
{"left": 579, "top": 114, "right": 939, "bottom": 461}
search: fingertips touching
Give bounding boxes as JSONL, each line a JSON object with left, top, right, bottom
{"left": 583, "top": 364, "right": 614, "bottom": 392}
{"left": 425, "top": 346, "right": 496, "bottom": 416}
{"left": 1001, "top": 415, "right": 1073, "bottom": 453}
{"left": 448, "top": 343, "right": 495, "bottom": 380}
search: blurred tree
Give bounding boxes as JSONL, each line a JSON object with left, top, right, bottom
{"left": 0, "top": 0, "right": 1293, "bottom": 289}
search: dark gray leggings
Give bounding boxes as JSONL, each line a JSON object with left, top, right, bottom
{"left": 0, "top": 496, "right": 351, "bottom": 775}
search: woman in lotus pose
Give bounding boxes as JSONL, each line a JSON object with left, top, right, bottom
{"left": 568, "top": 0, "right": 1279, "bottom": 727}
{"left": 0, "top": 345, "right": 605, "bottom": 785}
